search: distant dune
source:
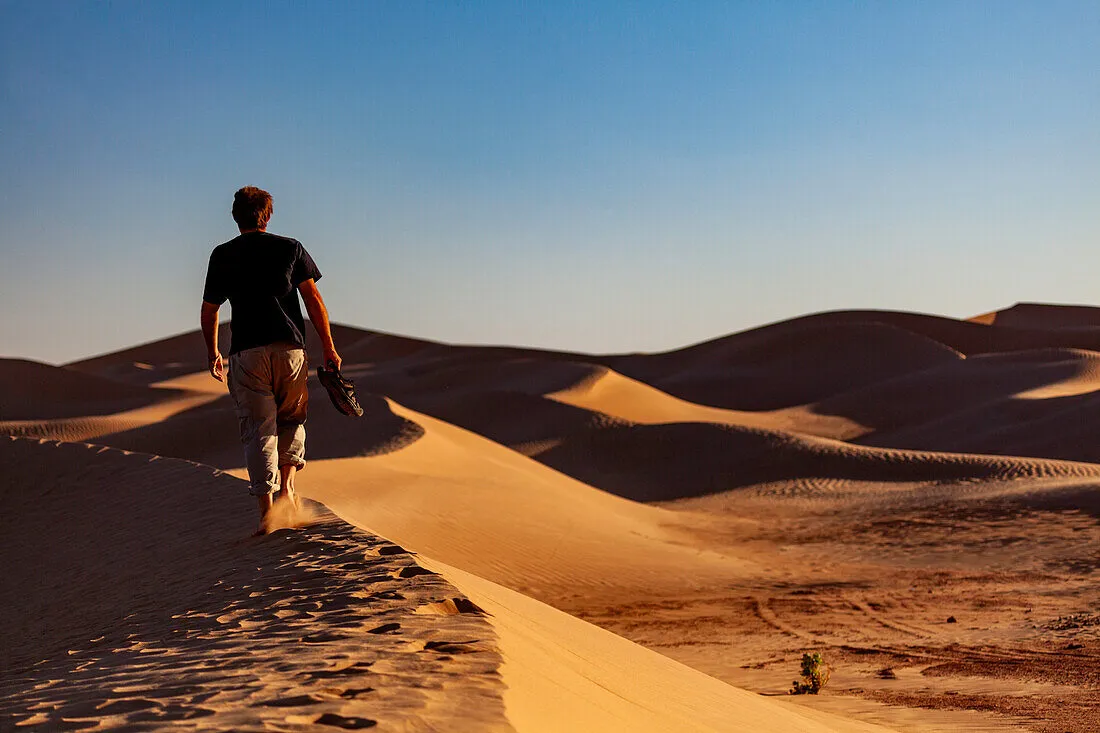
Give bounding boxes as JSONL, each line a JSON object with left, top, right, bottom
{"left": 606, "top": 319, "right": 964, "bottom": 410}
{"left": 66, "top": 323, "right": 370, "bottom": 384}
{"left": 0, "top": 358, "right": 184, "bottom": 420}
{"left": 970, "top": 302, "right": 1100, "bottom": 331}
{"left": 530, "top": 419, "right": 1100, "bottom": 502}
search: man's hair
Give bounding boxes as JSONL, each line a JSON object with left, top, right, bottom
{"left": 232, "top": 186, "right": 274, "bottom": 230}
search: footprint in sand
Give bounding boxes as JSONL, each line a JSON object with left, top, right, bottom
{"left": 301, "top": 631, "right": 351, "bottom": 644}
{"left": 415, "top": 598, "right": 486, "bottom": 616}
{"left": 367, "top": 623, "right": 401, "bottom": 635}
{"left": 394, "top": 565, "right": 435, "bottom": 579}
{"left": 371, "top": 544, "right": 408, "bottom": 557}
{"left": 423, "top": 640, "right": 483, "bottom": 654}
{"left": 315, "top": 712, "right": 377, "bottom": 729}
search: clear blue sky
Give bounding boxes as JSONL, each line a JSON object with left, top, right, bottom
{"left": 2, "top": 1, "right": 1097, "bottom": 364}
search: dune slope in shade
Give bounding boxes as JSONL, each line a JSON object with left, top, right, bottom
{"left": 0, "top": 358, "right": 186, "bottom": 420}
{"left": 0, "top": 370, "right": 227, "bottom": 446}
{"left": 840, "top": 349, "right": 1100, "bottom": 462}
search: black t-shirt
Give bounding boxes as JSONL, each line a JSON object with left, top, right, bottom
{"left": 202, "top": 231, "right": 322, "bottom": 355}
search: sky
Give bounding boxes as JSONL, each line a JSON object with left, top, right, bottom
{"left": 1, "top": 1, "right": 1097, "bottom": 364}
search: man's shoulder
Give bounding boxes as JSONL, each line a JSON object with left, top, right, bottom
{"left": 211, "top": 232, "right": 302, "bottom": 256}
{"left": 210, "top": 234, "right": 243, "bottom": 256}
{"left": 259, "top": 231, "right": 302, "bottom": 246}
{"left": 255, "top": 232, "right": 306, "bottom": 259}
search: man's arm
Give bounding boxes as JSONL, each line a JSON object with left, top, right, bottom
{"left": 200, "top": 301, "right": 225, "bottom": 382}
{"left": 298, "top": 278, "right": 342, "bottom": 370}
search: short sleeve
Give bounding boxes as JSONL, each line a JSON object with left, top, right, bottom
{"left": 291, "top": 241, "right": 322, "bottom": 286}
{"left": 202, "top": 250, "right": 227, "bottom": 305}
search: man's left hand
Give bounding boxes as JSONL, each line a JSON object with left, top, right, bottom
{"left": 209, "top": 353, "right": 225, "bottom": 382}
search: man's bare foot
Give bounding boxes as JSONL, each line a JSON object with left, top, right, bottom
{"left": 278, "top": 464, "right": 301, "bottom": 510}
{"left": 278, "top": 486, "right": 302, "bottom": 510}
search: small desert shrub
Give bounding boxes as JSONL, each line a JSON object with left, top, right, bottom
{"left": 789, "top": 652, "right": 830, "bottom": 695}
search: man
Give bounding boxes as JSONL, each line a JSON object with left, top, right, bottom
{"left": 201, "top": 186, "right": 341, "bottom": 534}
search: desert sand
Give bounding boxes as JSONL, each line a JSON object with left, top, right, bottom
{"left": 5, "top": 304, "right": 1100, "bottom": 731}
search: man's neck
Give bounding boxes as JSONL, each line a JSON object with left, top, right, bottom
{"left": 238, "top": 226, "right": 267, "bottom": 235}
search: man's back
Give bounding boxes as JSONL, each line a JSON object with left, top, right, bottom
{"left": 203, "top": 231, "right": 321, "bottom": 355}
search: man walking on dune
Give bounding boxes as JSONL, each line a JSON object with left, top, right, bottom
{"left": 201, "top": 186, "right": 342, "bottom": 534}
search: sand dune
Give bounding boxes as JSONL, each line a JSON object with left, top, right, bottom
{"left": 0, "top": 358, "right": 184, "bottom": 420}
{"left": 971, "top": 302, "right": 1100, "bottom": 331}
{"left": 605, "top": 320, "right": 963, "bottom": 410}
{"left": 298, "top": 401, "right": 750, "bottom": 597}
{"left": 64, "top": 328, "right": 231, "bottom": 384}
{"left": 530, "top": 418, "right": 1100, "bottom": 502}
{"left": 341, "top": 358, "right": 633, "bottom": 458}
{"left": 66, "top": 322, "right": 371, "bottom": 384}
{"left": 337, "top": 329, "right": 450, "bottom": 364}
{"left": 93, "top": 391, "right": 425, "bottom": 467}
{"left": 545, "top": 365, "right": 761, "bottom": 426}
{"left": 799, "top": 347, "right": 1100, "bottom": 438}
{"left": 606, "top": 309, "right": 1100, "bottom": 410}
{"left": 541, "top": 364, "right": 861, "bottom": 443}
{"left": 408, "top": 387, "right": 624, "bottom": 455}
{"left": 2, "top": 366, "right": 423, "bottom": 467}
{"left": 0, "top": 370, "right": 226, "bottom": 445}
{"left": 861, "top": 390, "right": 1100, "bottom": 463}
{"left": 800, "top": 348, "right": 1100, "bottom": 463}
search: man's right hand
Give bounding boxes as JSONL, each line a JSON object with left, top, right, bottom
{"left": 323, "top": 348, "right": 342, "bottom": 371}
{"left": 209, "top": 353, "right": 225, "bottom": 382}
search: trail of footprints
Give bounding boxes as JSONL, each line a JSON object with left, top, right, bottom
{"left": 1, "top": 515, "right": 506, "bottom": 731}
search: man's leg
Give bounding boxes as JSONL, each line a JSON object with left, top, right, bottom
{"left": 256, "top": 492, "right": 274, "bottom": 525}
{"left": 273, "top": 346, "right": 308, "bottom": 509}
{"left": 228, "top": 349, "right": 280, "bottom": 532}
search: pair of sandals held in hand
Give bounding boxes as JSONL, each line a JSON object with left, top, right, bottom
{"left": 317, "top": 362, "right": 364, "bottom": 417}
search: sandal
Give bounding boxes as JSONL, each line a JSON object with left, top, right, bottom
{"left": 317, "top": 363, "right": 364, "bottom": 417}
